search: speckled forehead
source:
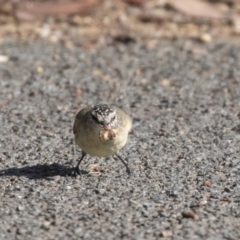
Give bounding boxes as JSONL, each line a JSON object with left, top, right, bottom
{"left": 91, "top": 104, "right": 115, "bottom": 117}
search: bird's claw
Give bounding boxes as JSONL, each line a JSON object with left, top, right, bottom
{"left": 126, "top": 167, "right": 131, "bottom": 175}
{"left": 69, "top": 167, "right": 81, "bottom": 177}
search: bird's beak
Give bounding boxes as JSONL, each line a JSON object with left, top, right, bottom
{"left": 102, "top": 121, "right": 111, "bottom": 130}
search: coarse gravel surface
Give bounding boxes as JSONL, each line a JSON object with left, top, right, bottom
{"left": 0, "top": 39, "right": 240, "bottom": 240}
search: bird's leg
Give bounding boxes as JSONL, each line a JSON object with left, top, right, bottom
{"left": 115, "top": 154, "right": 131, "bottom": 175}
{"left": 74, "top": 151, "right": 87, "bottom": 175}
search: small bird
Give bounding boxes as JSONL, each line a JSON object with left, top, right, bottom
{"left": 73, "top": 103, "right": 132, "bottom": 175}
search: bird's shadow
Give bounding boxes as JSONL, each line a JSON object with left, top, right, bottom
{"left": 0, "top": 163, "right": 84, "bottom": 180}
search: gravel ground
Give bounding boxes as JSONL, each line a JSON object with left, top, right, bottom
{"left": 0, "top": 39, "right": 240, "bottom": 240}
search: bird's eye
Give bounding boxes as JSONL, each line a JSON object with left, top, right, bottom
{"left": 91, "top": 114, "right": 99, "bottom": 122}
{"left": 111, "top": 115, "right": 116, "bottom": 121}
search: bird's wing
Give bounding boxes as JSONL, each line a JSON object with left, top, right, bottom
{"left": 73, "top": 106, "right": 91, "bottom": 134}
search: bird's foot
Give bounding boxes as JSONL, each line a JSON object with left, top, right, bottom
{"left": 69, "top": 166, "right": 81, "bottom": 177}
{"left": 126, "top": 167, "right": 131, "bottom": 175}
